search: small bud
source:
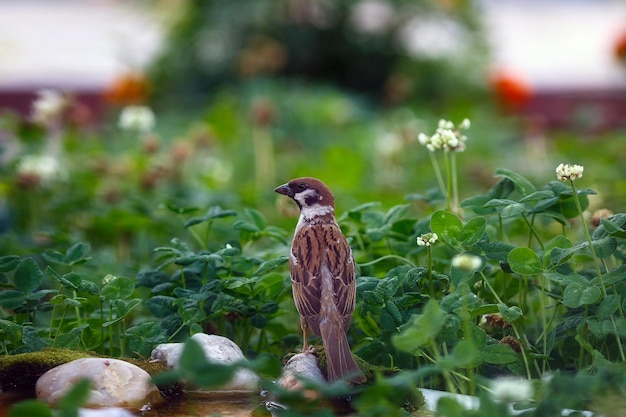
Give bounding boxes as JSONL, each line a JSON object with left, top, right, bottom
{"left": 118, "top": 106, "right": 156, "bottom": 133}
{"left": 490, "top": 377, "right": 534, "bottom": 403}
{"left": 451, "top": 254, "right": 482, "bottom": 272}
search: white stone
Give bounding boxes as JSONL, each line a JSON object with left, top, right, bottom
{"left": 35, "top": 358, "right": 163, "bottom": 408}
{"left": 150, "top": 333, "right": 259, "bottom": 391}
{"left": 277, "top": 352, "right": 327, "bottom": 391}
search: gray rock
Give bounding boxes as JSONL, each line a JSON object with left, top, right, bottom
{"left": 150, "top": 333, "right": 259, "bottom": 391}
{"left": 35, "top": 358, "right": 163, "bottom": 408}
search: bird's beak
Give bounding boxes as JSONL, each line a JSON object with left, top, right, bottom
{"left": 274, "top": 183, "right": 294, "bottom": 197}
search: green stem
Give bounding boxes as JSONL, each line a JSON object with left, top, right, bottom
{"left": 100, "top": 298, "right": 105, "bottom": 354}
{"left": 570, "top": 180, "right": 606, "bottom": 297}
{"left": 481, "top": 272, "right": 532, "bottom": 378}
{"left": 521, "top": 213, "right": 544, "bottom": 250}
{"left": 428, "top": 151, "right": 447, "bottom": 201}
{"left": 610, "top": 316, "right": 626, "bottom": 362}
{"left": 72, "top": 290, "right": 82, "bottom": 326}
{"left": 450, "top": 152, "right": 459, "bottom": 214}
{"left": 444, "top": 151, "right": 453, "bottom": 211}
{"left": 108, "top": 303, "right": 114, "bottom": 356}
{"left": 427, "top": 246, "right": 434, "bottom": 297}
{"left": 359, "top": 255, "right": 415, "bottom": 268}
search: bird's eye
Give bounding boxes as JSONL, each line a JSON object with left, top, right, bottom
{"left": 296, "top": 183, "right": 307, "bottom": 191}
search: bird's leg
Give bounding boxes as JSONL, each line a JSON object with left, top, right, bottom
{"left": 300, "top": 317, "right": 308, "bottom": 352}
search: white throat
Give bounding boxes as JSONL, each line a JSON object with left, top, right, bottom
{"left": 300, "top": 203, "right": 334, "bottom": 220}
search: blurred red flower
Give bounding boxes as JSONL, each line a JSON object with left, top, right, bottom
{"left": 490, "top": 70, "right": 533, "bottom": 112}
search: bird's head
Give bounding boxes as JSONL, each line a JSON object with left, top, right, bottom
{"left": 274, "top": 177, "right": 335, "bottom": 213}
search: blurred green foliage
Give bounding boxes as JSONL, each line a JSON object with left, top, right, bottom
{"left": 149, "top": 0, "right": 487, "bottom": 107}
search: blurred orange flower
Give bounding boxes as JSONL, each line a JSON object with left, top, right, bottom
{"left": 103, "top": 72, "right": 150, "bottom": 105}
{"left": 490, "top": 70, "right": 533, "bottom": 112}
{"left": 614, "top": 30, "right": 626, "bottom": 61}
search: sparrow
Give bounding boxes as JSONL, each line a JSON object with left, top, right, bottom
{"left": 274, "top": 177, "right": 366, "bottom": 385}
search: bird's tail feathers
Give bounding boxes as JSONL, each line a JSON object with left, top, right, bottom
{"left": 321, "top": 324, "right": 366, "bottom": 385}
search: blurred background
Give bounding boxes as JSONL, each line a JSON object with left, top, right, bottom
{"left": 1, "top": 0, "right": 625, "bottom": 261}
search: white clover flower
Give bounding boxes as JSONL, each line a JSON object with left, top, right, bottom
{"left": 490, "top": 377, "right": 534, "bottom": 403}
{"left": 16, "top": 154, "right": 64, "bottom": 186}
{"left": 118, "top": 106, "right": 156, "bottom": 133}
{"left": 417, "top": 232, "right": 438, "bottom": 247}
{"left": 418, "top": 118, "right": 470, "bottom": 152}
{"left": 556, "top": 163, "right": 584, "bottom": 182}
{"left": 451, "top": 253, "right": 482, "bottom": 272}
{"left": 31, "top": 89, "right": 66, "bottom": 126}
{"left": 459, "top": 118, "right": 471, "bottom": 130}
{"left": 102, "top": 274, "right": 116, "bottom": 285}
{"left": 376, "top": 132, "right": 403, "bottom": 158}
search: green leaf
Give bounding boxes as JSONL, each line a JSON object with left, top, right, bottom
{"left": 500, "top": 203, "right": 528, "bottom": 218}
{"left": 376, "top": 276, "right": 400, "bottom": 299}
{"left": 254, "top": 272, "right": 286, "bottom": 298}
{"left": 430, "top": 210, "right": 463, "bottom": 247}
{"left": 101, "top": 277, "right": 135, "bottom": 300}
{"left": 385, "top": 301, "right": 403, "bottom": 324}
{"left": 185, "top": 206, "right": 237, "bottom": 228}
{"left": 592, "top": 237, "right": 617, "bottom": 258}
{"left": 598, "top": 264, "right": 626, "bottom": 286}
{"left": 103, "top": 299, "right": 142, "bottom": 327}
{"left": 245, "top": 208, "right": 266, "bottom": 230}
{"left": 507, "top": 247, "right": 543, "bottom": 275}
{"left": 495, "top": 168, "right": 536, "bottom": 196}
{"left": 338, "top": 202, "right": 380, "bottom": 222}
{"left": 14, "top": 258, "right": 43, "bottom": 294}
{"left": 550, "top": 238, "right": 617, "bottom": 264}
{"left": 597, "top": 295, "right": 620, "bottom": 320}
{"left": 439, "top": 339, "right": 480, "bottom": 369}
{"left": 78, "top": 280, "right": 99, "bottom": 296}
{"left": 460, "top": 216, "right": 486, "bottom": 246}
{"left": 598, "top": 217, "right": 626, "bottom": 238}
{"left": 383, "top": 204, "right": 410, "bottom": 225}
{"left": 542, "top": 235, "right": 573, "bottom": 266}
{"left": 58, "top": 378, "right": 91, "bottom": 411}
{"left": 42, "top": 250, "right": 67, "bottom": 265}
{"left": 392, "top": 300, "right": 447, "bottom": 352}
{"left": 0, "top": 319, "right": 23, "bottom": 345}
{"left": 480, "top": 343, "right": 519, "bottom": 364}
{"left": 544, "top": 272, "right": 588, "bottom": 286}
{"left": 0, "top": 290, "right": 25, "bottom": 309}
{"left": 563, "top": 283, "right": 602, "bottom": 308}
{"left": 498, "top": 303, "right": 523, "bottom": 322}
{"left": 8, "top": 400, "right": 54, "bottom": 417}
{"left": 65, "top": 242, "right": 91, "bottom": 265}
{"left": 233, "top": 220, "right": 260, "bottom": 233}
{"left": 61, "top": 272, "right": 82, "bottom": 291}
{"left": 461, "top": 195, "right": 495, "bottom": 215}
{"left": 593, "top": 214, "right": 626, "bottom": 239}
{"left": 146, "top": 295, "right": 177, "bottom": 318}
{"left": 252, "top": 256, "right": 288, "bottom": 276}
{"left": 519, "top": 190, "right": 555, "bottom": 203}
{"left": 0, "top": 255, "right": 20, "bottom": 273}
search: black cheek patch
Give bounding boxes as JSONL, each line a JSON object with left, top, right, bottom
{"left": 304, "top": 192, "right": 320, "bottom": 206}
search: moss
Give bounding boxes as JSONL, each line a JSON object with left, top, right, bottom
{"left": 0, "top": 349, "right": 183, "bottom": 399}
{"left": 0, "top": 348, "right": 98, "bottom": 394}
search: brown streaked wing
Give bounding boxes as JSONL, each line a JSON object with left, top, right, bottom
{"left": 290, "top": 225, "right": 323, "bottom": 322}
{"left": 322, "top": 224, "right": 357, "bottom": 329}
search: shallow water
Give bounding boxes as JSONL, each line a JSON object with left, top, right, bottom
{"left": 0, "top": 391, "right": 433, "bottom": 417}
{"left": 144, "top": 391, "right": 265, "bottom": 417}
{"left": 0, "top": 391, "right": 267, "bottom": 417}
